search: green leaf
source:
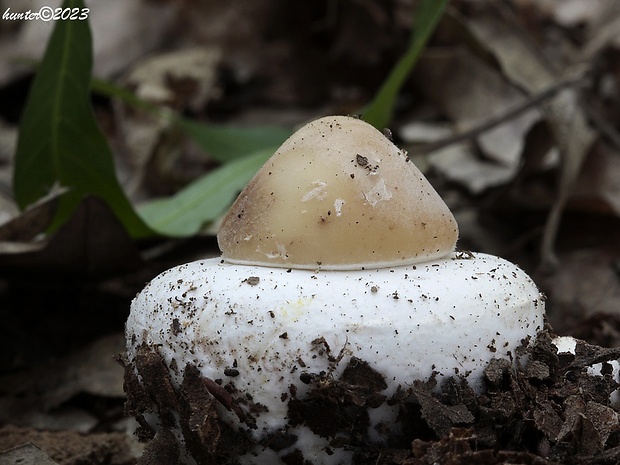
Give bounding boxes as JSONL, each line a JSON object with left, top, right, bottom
{"left": 92, "top": 77, "right": 293, "bottom": 163}
{"left": 91, "top": 77, "right": 163, "bottom": 116}
{"left": 174, "top": 118, "right": 292, "bottom": 162}
{"left": 92, "top": 71, "right": 294, "bottom": 237}
{"left": 13, "top": 0, "right": 152, "bottom": 238}
{"left": 137, "top": 148, "right": 275, "bottom": 236}
{"left": 363, "top": 0, "right": 449, "bottom": 129}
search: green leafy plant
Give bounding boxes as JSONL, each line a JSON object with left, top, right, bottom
{"left": 138, "top": 148, "right": 274, "bottom": 236}
{"left": 12, "top": 0, "right": 448, "bottom": 241}
{"left": 91, "top": 78, "right": 293, "bottom": 164}
{"left": 136, "top": 120, "right": 292, "bottom": 236}
{"left": 13, "top": 0, "right": 151, "bottom": 238}
{"left": 363, "top": 0, "right": 450, "bottom": 129}
{"left": 90, "top": 79, "right": 293, "bottom": 236}
{"left": 177, "top": 120, "right": 291, "bottom": 163}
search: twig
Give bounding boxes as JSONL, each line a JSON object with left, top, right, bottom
{"left": 415, "top": 74, "right": 589, "bottom": 155}
{"left": 583, "top": 101, "right": 620, "bottom": 153}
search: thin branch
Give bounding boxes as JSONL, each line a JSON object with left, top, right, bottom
{"left": 415, "top": 74, "right": 589, "bottom": 155}
{"left": 583, "top": 101, "right": 620, "bottom": 153}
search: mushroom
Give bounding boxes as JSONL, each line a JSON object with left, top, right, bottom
{"left": 124, "top": 116, "right": 545, "bottom": 464}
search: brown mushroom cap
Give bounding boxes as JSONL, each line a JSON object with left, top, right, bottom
{"left": 217, "top": 115, "right": 458, "bottom": 270}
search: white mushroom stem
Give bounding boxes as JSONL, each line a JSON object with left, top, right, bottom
{"left": 127, "top": 252, "right": 545, "bottom": 459}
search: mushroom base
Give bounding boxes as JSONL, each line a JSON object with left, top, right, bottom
{"left": 124, "top": 253, "right": 546, "bottom": 463}
{"left": 122, "top": 343, "right": 479, "bottom": 465}
{"left": 122, "top": 331, "right": 620, "bottom": 465}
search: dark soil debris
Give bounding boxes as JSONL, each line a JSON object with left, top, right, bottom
{"left": 292, "top": 331, "right": 620, "bottom": 464}
{"left": 122, "top": 331, "right": 620, "bottom": 464}
{"left": 0, "top": 425, "right": 135, "bottom": 465}
{"left": 123, "top": 346, "right": 252, "bottom": 465}
{"left": 243, "top": 276, "right": 260, "bottom": 286}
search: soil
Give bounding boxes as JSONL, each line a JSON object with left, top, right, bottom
{"left": 120, "top": 329, "right": 620, "bottom": 465}
{"left": 0, "top": 425, "right": 135, "bottom": 465}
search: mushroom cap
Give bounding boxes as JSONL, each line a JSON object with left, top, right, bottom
{"left": 217, "top": 115, "right": 458, "bottom": 270}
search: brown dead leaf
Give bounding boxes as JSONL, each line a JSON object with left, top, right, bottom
{"left": 429, "top": 144, "right": 518, "bottom": 194}
{"left": 581, "top": 2, "right": 620, "bottom": 59}
{"left": 519, "top": 0, "right": 609, "bottom": 29}
{"left": 556, "top": 0, "right": 607, "bottom": 27}
{"left": 538, "top": 245, "right": 620, "bottom": 332}
{"left": 571, "top": 141, "right": 620, "bottom": 215}
{"left": 115, "top": 47, "right": 222, "bottom": 198}
{"left": 417, "top": 46, "right": 539, "bottom": 170}
{"left": 465, "top": 5, "right": 597, "bottom": 268}
{"left": 399, "top": 120, "right": 522, "bottom": 194}
{"left": 0, "top": 334, "right": 125, "bottom": 432}
{"left": 122, "top": 48, "right": 222, "bottom": 112}
{"left": 0, "top": 0, "right": 178, "bottom": 85}
{"left": 0, "top": 190, "right": 62, "bottom": 244}
{"left": 568, "top": 313, "right": 620, "bottom": 349}
{"left": 0, "top": 425, "right": 135, "bottom": 465}
{"left": 89, "top": 1, "right": 179, "bottom": 78}
{"left": 0, "top": 120, "right": 17, "bottom": 204}
{"left": 0, "top": 443, "right": 60, "bottom": 465}
{"left": 0, "top": 196, "right": 142, "bottom": 277}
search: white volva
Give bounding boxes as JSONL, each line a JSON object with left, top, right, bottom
{"left": 127, "top": 253, "right": 544, "bottom": 463}
{"left": 125, "top": 116, "right": 546, "bottom": 464}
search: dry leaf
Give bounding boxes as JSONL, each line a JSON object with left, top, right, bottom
{"left": 0, "top": 0, "right": 178, "bottom": 84}
{"left": 0, "top": 443, "right": 60, "bottom": 465}
{"left": 571, "top": 141, "right": 620, "bottom": 215}
{"left": 466, "top": 6, "right": 597, "bottom": 267}
{"left": 428, "top": 144, "right": 517, "bottom": 194}
{"left": 539, "top": 246, "right": 620, "bottom": 332}
{"left": 115, "top": 47, "right": 222, "bottom": 198}
{"left": 550, "top": 0, "right": 608, "bottom": 28}
{"left": 122, "top": 48, "right": 222, "bottom": 112}
{"left": 0, "top": 425, "right": 136, "bottom": 465}
{"left": 417, "top": 47, "right": 539, "bottom": 169}
{"left": 0, "top": 196, "right": 143, "bottom": 276}
{"left": 0, "top": 334, "right": 126, "bottom": 430}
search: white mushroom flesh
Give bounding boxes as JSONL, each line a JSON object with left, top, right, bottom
{"left": 126, "top": 252, "right": 545, "bottom": 462}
